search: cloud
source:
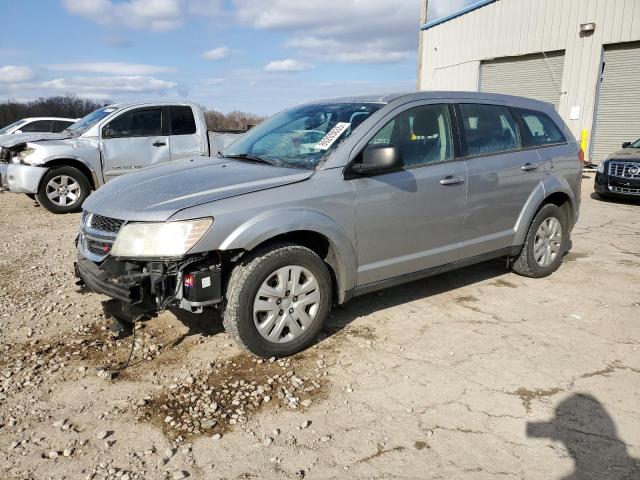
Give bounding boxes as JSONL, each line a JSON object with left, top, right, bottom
{"left": 201, "top": 47, "right": 230, "bottom": 61}
{"left": 234, "top": 0, "right": 421, "bottom": 64}
{"left": 41, "top": 75, "right": 177, "bottom": 93}
{"left": 264, "top": 59, "right": 312, "bottom": 72}
{"left": 0, "top": 65, "right": 35, "bottom": 83}
{"left": 427, "top": 0, "right": 474, "bottom": 21}
{"left": 62, "top": 0, "right": 185, "bottom": 31}
{"left": 47, "top": 62, "right": 175, "bottom": 75}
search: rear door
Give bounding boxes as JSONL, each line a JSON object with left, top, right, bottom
{"left": 457, "top": 102, "right": 542, "bottom": 257}
{"left": 167, "top": 105, "right": 202, "bottom": 160}
{"left": 100, "top": 107, "right": 170, "bottom": 181}
{"left": 351, "top": 102, "right": 468, "bottom": 286}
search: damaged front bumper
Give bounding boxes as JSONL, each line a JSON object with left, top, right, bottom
{"left": 75, "top": 253, "right": 223, "bottom": 321}
{"left": 0, "top": 162, "right": 48, "bottom": 193}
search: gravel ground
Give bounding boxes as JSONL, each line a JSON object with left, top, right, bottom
{"left": 0, "top": 174, "right": 639, "bottom": 479}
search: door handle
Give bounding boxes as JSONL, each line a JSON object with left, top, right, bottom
{"left": 521, "top": 163, "right": 538, "bottom": 172}
{"left": 439, "top": 175, "right": 465, "bottom": 186}
{"left": 153, "top": 140, "right": 167, "bottom": 147}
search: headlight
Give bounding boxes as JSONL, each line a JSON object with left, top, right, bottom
{"left": 111, "top": 218, "right": 213, "bottom": 258}
{"left": 597, "top": 161, "right": 605, "bottom": 173}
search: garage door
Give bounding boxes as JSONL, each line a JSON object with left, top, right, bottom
{"left": 479, "top": 51, "right": 565, "bottom": 109}
{"left": 591, "top": 42, "right": 640, "bottom": 163}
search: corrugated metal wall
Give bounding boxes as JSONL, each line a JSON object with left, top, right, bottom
{"left": 419, "top": 0, "right": 640, "bottom": 159}
{"left": 479, "top": 51, "right": 565, "bottom": 108}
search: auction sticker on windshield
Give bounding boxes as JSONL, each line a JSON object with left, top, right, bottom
{"left": 315, "top": 122, "right": 351, "bottom": 150}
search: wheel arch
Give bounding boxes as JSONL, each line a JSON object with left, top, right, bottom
{"left": 219, "top": 211, "right": 357, "bottom": 304}
{"left": 41, "top": 158, "right": 99, "bottom": 190}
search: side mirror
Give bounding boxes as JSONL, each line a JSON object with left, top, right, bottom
{"left": 622, "top": 142, "right": 631, "bottom": 149}
{"left": 14, "top": 129, "right": 22, "bottom": 134}
{"left": 352, "top": 144, "right": 402, "bottom": 175}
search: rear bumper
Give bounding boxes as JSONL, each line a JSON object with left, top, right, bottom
{"left": 0, "top": 163, "right": 48, "bottom": 194}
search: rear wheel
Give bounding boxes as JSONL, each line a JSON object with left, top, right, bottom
{"left": 35, "top": 166, "right": 90, "bottom": 214}
{"left": 223, "top": 243, "right": 332, "bottom": 358}
{"left": 512, "top": 203, "right": 568, "bottom": 278}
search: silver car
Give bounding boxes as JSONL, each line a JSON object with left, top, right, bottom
{"left": 76, "top": 91, "right": 582, "bottom": 357}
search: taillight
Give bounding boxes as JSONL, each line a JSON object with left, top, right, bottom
{"left": 578, "top": 148, "right": 585, "bottom": 165}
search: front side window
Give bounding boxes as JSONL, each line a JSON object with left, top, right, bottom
{"left": 223, "top": 102, "right": 383, "bottom": 169}
{"left": 52, "top": 120, "right": 74, "bottom": 133}
{"left": 169, "top": 106, "right": 196, "bottom": 135}
{"left": 516, "top": 109, "right": 565, "bottom": 146}
{"left": 105, "top": 108, "right": 162, "bottom": 138}
{"left": 21, "top": 120, "right": 53, "bottom": 133}
{"left": 460, "top": 104, "right": 520, "bottom": 156}
{"left": 632, "top": 138, "right": 640, "bottom": 148}
{"left": 367, "top": 104, "right": 454, "bottom": 167}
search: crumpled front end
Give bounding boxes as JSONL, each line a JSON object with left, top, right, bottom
{"left": 75, "top": 211, "right": 224, "bottom": 321}
{"left": 0, "top": 145, "right": 48, "bottom": 193}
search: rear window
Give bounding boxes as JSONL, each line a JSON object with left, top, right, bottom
{"left": 169, "top": 106, "right": 196, "bottom": 135}
{"left": 52, "top": 120, "right": 74, "bottom": 132}
{"left": 516, "top": 109, "right": 566, "bottom": 146}
{"left": 459, "top": 104, "right": 521, "bottom": 156}
{"left": 21, "top": 120, "right": 53, "bottom": 133}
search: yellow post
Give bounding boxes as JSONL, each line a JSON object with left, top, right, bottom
{"left": 580, "top": 129, "right": 588, "bottom": 155}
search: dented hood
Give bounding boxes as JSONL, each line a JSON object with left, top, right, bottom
{"left": 83, "top": 156, "right": 313, "bottom": 222}
{"left": 0, "top": 132, "right": 71, "bottom": 148}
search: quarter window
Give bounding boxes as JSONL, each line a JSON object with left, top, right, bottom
{"left": 367, "top": 104, "right": 454, "bottom": 167}
{"left": 105, "top": 109, "right": 162, "bottom": 138}
{"left": 459, "top": 104, "right": 520, "bottom": 156}
{"left": 516, "top": 109, "right": 566, "bottom": 146}
{"left": 169, "top": 106, "right": 196, "bottom": 135}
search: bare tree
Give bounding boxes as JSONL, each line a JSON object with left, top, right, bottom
{"left": 0, "top": 95, "right": 109, "bottom": 127}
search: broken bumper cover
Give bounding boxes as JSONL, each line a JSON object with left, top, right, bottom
{"left": 75, "top": 254, "right": 223, "bottom": 319}
{"left": 0, "top": 163, "right": 48, "bottom": 193}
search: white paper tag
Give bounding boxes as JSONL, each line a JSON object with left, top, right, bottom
{"left": 201, "top": 277, "right": 211, "bottom": 288}
{"left": 315, "top": 122, "right": 351, "bottom": 150}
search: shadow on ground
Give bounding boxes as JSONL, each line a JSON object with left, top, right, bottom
{"left": 528, "top": 393, "right": 639, "bottom": 479}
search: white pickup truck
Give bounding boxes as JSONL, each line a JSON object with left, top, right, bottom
{"left": 0, "top": 102, "right": 239, "bottom": 213}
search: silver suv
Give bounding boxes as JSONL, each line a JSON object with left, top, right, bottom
{"left": 75, "top": 92, "right": 582, "bottom": 357}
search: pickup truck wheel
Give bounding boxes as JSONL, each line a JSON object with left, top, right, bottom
{"left": 511, "top": 203, "right": 568, "bottom": 278}
{"left": 223, "top": 243, "right": 332, "bottom": 358}
{"left": 35, "top": 166, "right": 90, "bottom": 214}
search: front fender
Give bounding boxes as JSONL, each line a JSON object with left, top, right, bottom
{"left": 219, "top": 208, "right": 357, "bottom": 303}
{"left": 42, "top": 154, "right": 102, "bottom": 187}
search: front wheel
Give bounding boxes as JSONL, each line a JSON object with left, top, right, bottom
{"left": 35, "top": 166, "right": 90, "bottom": 214}
{"left": 223, "top": 243, "right": 333, "bottom": 358}
{"left": 512, "top": 203, "right": 568, "bottom": 278}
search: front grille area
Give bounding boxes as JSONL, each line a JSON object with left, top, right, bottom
{"left": 88, "top": 214, "right": 124, "bottom": 234}
{"left": 0, "top": 147, "right": 10, "bottom": 164}
{"left": 610, "top": 186, "right": 640, "bottom": 195}
{"left": 608, "top": 161, "right": 640, "bottom": 179}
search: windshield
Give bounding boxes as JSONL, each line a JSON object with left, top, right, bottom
{"left": 223, "top": 102, "right": 384, "bottom": 169}
{"left": 0, "top": 119, "right": 26, "bottom": 134}
{"left": 631, "top": 138, "right": 640, "bottom": 148}
{"left": 67, "top": 107, "right": 118, "bottom": 134}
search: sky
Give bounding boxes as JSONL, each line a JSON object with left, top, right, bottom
{"left": 0, "top": 0, "right": 474, "bottom": 115}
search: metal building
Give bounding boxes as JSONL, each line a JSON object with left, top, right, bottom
{"left": 417, "top": 0, "right": 640, "bottom": 162}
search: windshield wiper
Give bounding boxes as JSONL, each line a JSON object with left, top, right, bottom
{"left": 223, "top": 153, "right": 276, "bottom": 166}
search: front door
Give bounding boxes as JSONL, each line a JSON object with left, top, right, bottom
{"left": 456, "top": 103, "right": 542, "bottom": 257}
{"left": 351, "top": 103, "right": 468, "bottom": 286}
{"left": 100, "top": 107, "right": 170, "bottom": 181}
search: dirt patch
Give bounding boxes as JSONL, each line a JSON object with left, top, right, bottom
{"left": 510, "top": 387, "right": 563, "bottom": 412}
{"left": 565, "top": 252, "right": 590, "bottom": 262}
{"left": 491, "top": 279, "right": 518, "bottom": 288}
{"left": 137, "top": 353, "right": 328, "bottom": 441}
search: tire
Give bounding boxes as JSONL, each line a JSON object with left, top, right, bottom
{"left": 223, "top": 242, "right": 333, "bottom": 358}
{"left": 512, "top": 203, "right": 568, "bottom": 278}
{"left": 35, "top": 166, "right": 90, "bottom": 214}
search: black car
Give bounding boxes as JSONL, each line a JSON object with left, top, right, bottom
{"left": 595, "top": 138, "right": 640, "bottom": 199}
